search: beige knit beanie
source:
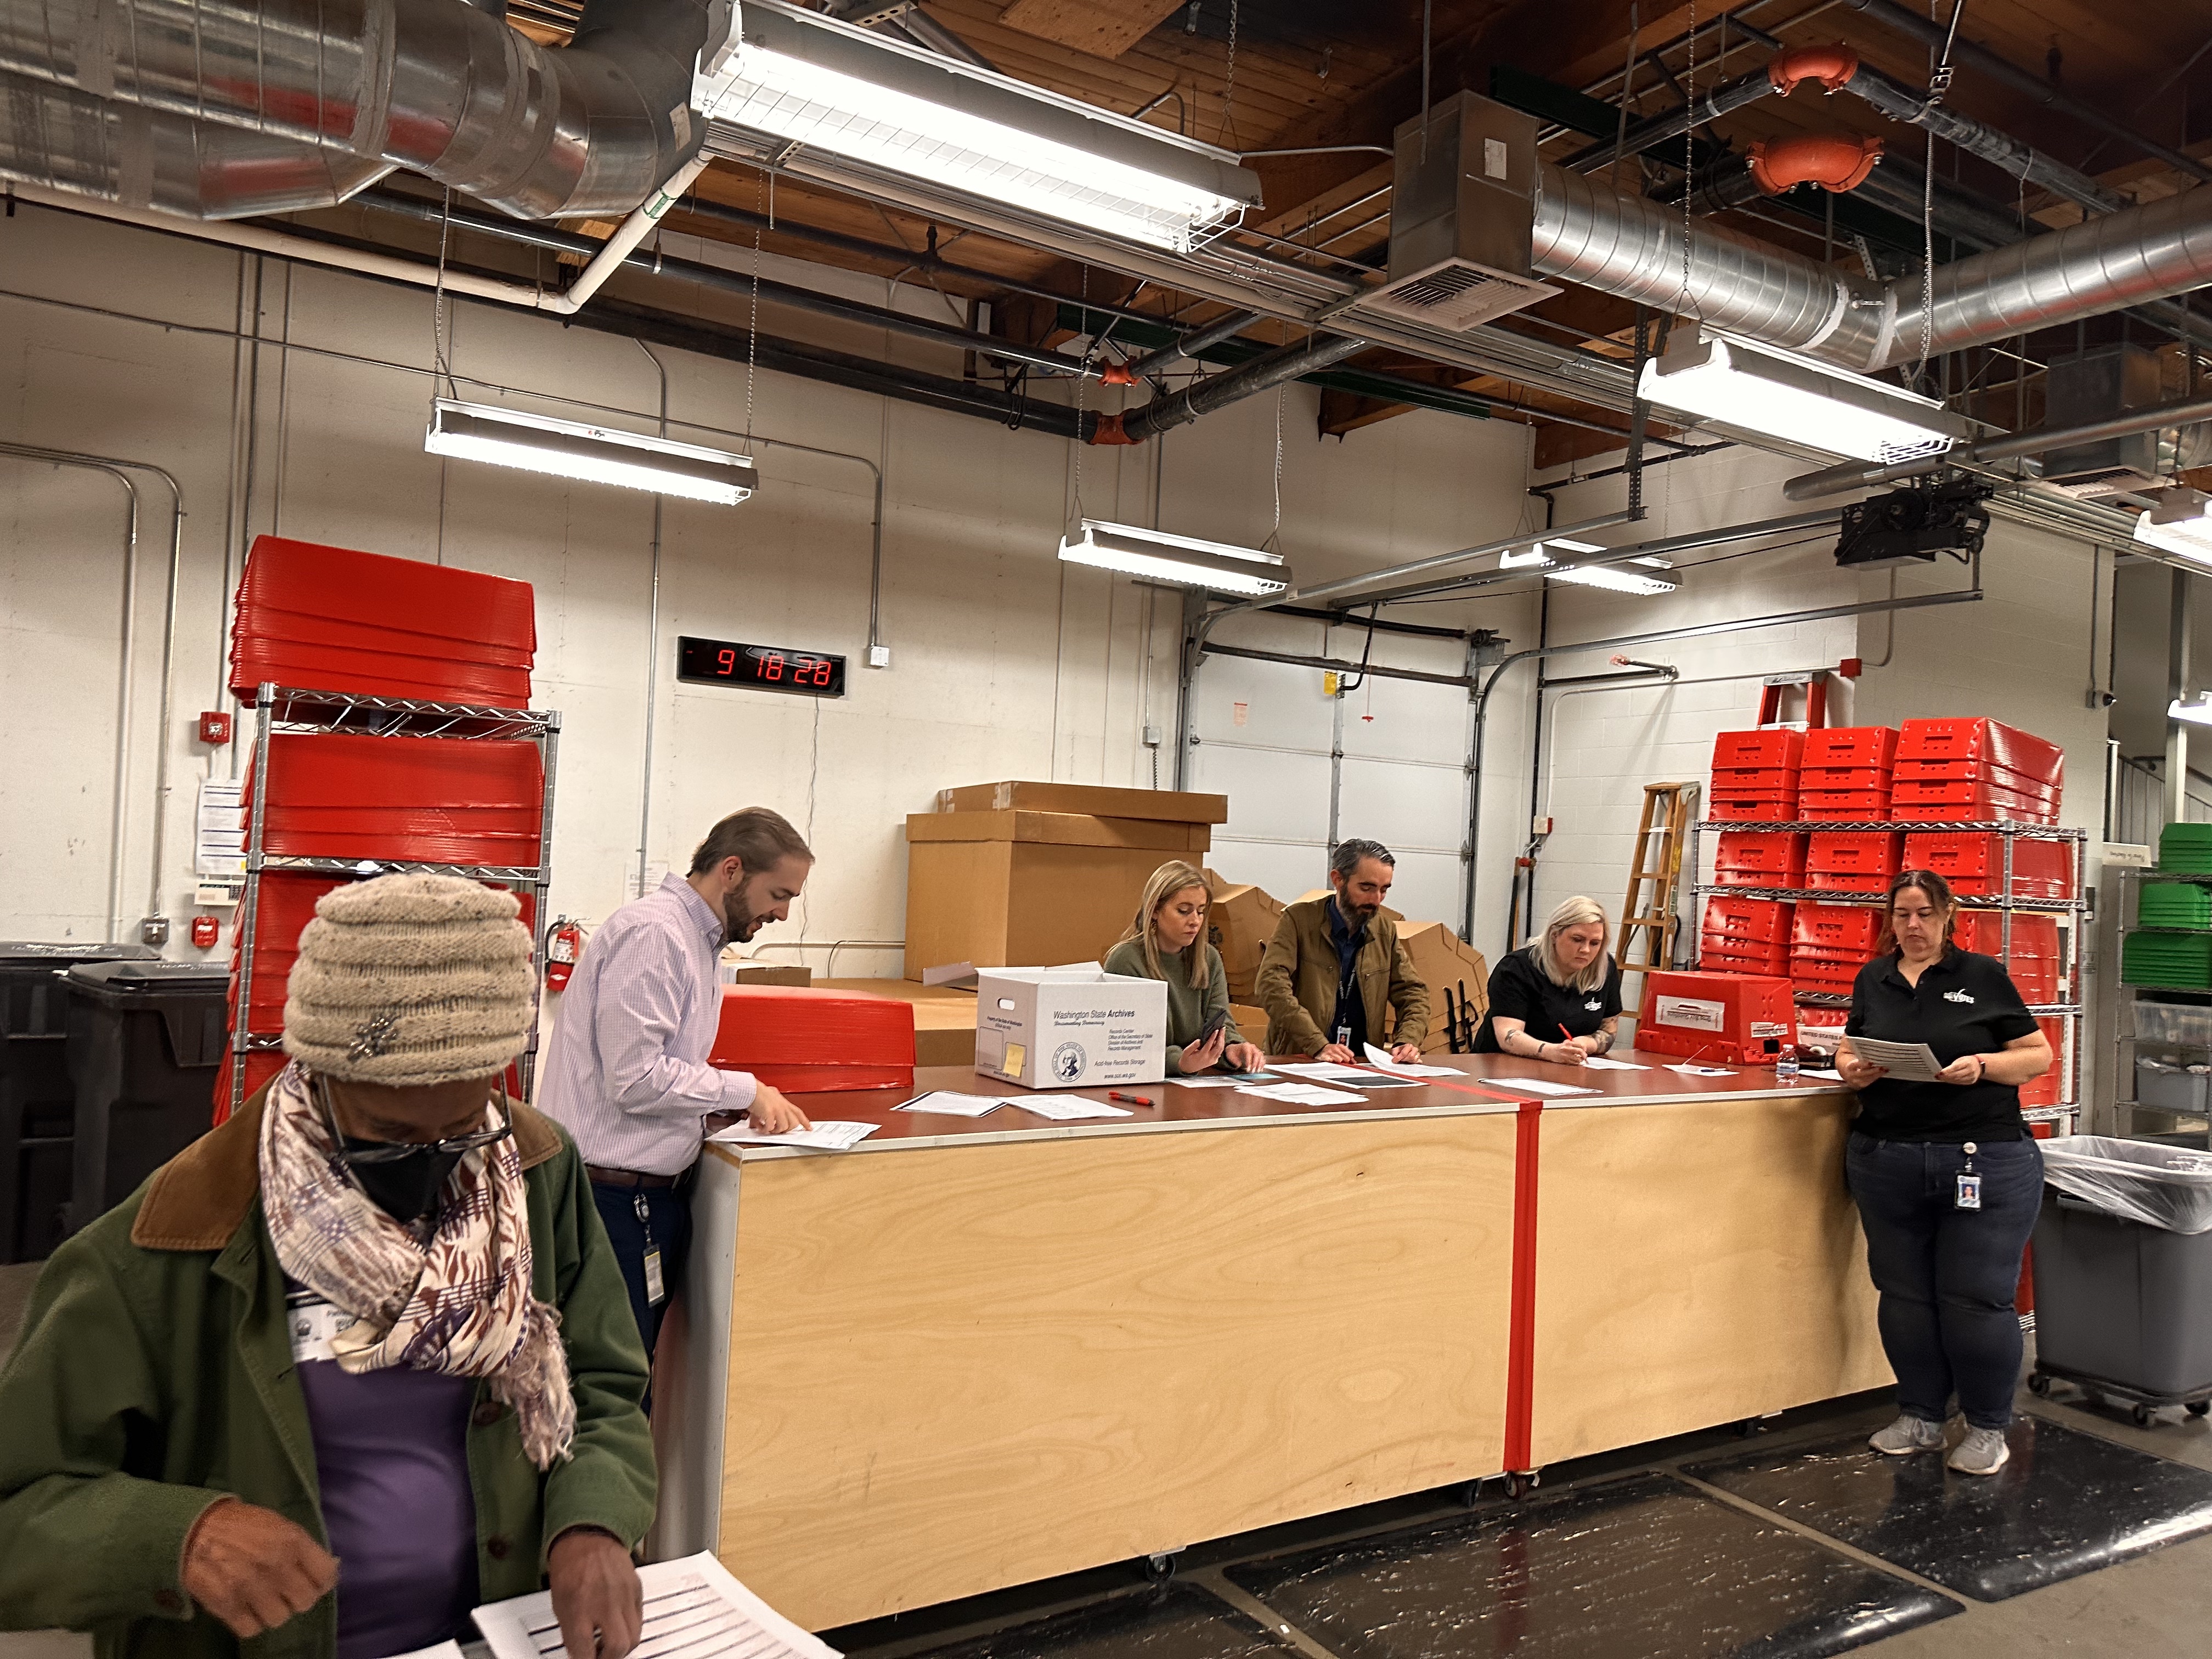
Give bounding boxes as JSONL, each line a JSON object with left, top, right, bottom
{"left": 284, "top": 873, "right": 536, "bottom": 1087}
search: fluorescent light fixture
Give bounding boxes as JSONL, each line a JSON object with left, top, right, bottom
{"left": 1498, "top": 538, "right": 1678, "bottom": 594}
{"left": 2135, "top": 487, "right": 2212, "bottom": 562}
{"left": 1638, "top": 333, "right": 1972, "bottom": 465}
{"left": 699, "top": 1, "right": 1261, "bottom": 251}
{"left": 425, "top": 399, "right": 759, "bottom": 505}
{"left": 1057, "top": 520, "right": 1290, "bottom": 596}
{"left": 2172, "top": 692, "right": 2212, "bottom": 728}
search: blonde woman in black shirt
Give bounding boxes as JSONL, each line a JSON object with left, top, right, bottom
{"left": 1838, "top": 868, "right": 2052, "bottom": 1476}
{"left": 1475, "top": 895, "right": 1624, "bottom": 1062}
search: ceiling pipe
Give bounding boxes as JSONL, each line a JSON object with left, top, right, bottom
{"left": 1562, "top": 66, "right": 1778, "bottom": 172}
{"left": 1100, "top": 332, "right": 1374, "bottom": 444}
{"left": 1784, "top": 391, "right": 2212, "bottom": 501}
{"left": 0, "top": 0, "right": 715, "bottom": 220}
{"left": 1833, "top": 0, "right": 2212, "bottom": 185}
{"left": 1127, "top": 309, "right": 1267, "bottom": 379}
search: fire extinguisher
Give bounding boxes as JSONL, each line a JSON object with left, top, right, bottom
{"left": 545, "top": 917, "right": 586, "bottom": 993}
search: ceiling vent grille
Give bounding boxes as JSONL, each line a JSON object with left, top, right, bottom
{"left": 1363, "top": 92, "right": 1558, "bottom": 336}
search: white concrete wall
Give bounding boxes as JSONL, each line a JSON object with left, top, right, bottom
{"left": 0, "top": 201, "right": 1537, "bottom": 972}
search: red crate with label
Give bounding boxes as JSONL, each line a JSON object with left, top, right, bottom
{"left": 1901, "top": 832, "right": 2075, "bottom": 898}
{"left": 1802, "top": 726, "right": 1898, "bottom": 769}
{"left": 1804, "top": 832, "right": 1905, "bottom": 891}
{"left": 710, "top": 985, "right": 917, "bottom": 1093}
{"left": 1897, "top": 718, "right": 2063, "bottom": 788}
{"left": 1636, "top": 970, "right": 1796, "bottom": 1064}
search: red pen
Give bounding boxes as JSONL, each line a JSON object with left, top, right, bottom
{"left": 1107, "top": 1091, "right": 1155, "bottom": 1107}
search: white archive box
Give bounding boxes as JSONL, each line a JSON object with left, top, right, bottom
{"left": 975, "top": 965, "right": 1169, "bottom": 1089}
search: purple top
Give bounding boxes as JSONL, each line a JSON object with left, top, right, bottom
{"left": 292, "top": 1296, "right": 480, "bottom": 1659}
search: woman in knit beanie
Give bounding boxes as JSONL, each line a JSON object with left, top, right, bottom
{"left": 0, "top": 872, "right": 657, "bottom": 1659}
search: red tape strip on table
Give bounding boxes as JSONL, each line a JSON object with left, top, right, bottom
{"left": 1504, "top": 1098, "right": 1543, "bottom": 1474}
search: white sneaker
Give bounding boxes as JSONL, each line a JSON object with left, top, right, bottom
{"left": 1869, "top": 1413, "right": 1947, "bottom": 1455}
{"left": 1946, "top": 1426, "right": 2011, "bottom": 1476}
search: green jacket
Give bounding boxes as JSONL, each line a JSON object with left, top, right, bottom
{"left": 0, "top": 1091, "right": 657, "bottom": 1659}
{"left": 1255, "top": 897, "right": 1430, "bottom": 1057}
{"left": 1101, "top": 938, "right": 1243, "bottom": 1074}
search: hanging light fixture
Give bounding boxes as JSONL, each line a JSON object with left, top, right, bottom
{"left": 425, "top": 399, "right": 760, "bottom": 504}
{"left": 2171, "top": 691, "right": 2212, "bottom": 728}
{"left": 1498, "top": 538, "right": 1679, "bottom": 595}
{"left": 698, "top": 1, "right": 1262, "bottom": 251}
{"left": 1638, "top": 333, "right": 1972, "bottom": 465}
{"left": 2135, "top": 487, "right": 2212, "bottom": 562}
{"left": 1057, "top": 520, "right": 1291, "bottom": 596}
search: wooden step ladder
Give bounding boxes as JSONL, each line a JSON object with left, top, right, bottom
{"left": 1620, "top": 782, "right": 1699, "bottom": 992}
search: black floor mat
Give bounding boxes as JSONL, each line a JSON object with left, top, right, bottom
{"left": 1684, "top": 1415, "right": 2212, "bottom": 1601}
{"left": 901, "top": 1583, "right": 1298, "bottom": 1659}
{"left": 1222, "top": 1471, "right": 1955, "bottom": 1659}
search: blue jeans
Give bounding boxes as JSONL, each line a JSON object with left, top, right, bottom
{"left": 590, "top": 1179, "right": 693, "bottom": 1368}
{"left": 1845, "top": 1133, "right": 2043, "bottom": 1430}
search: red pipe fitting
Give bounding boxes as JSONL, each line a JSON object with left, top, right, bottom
{"left": 1087, "top": 411, "right": 1138, "bottom": 445}
{"left": 1768, "top": 43, "right": 1861, "bottom": 97}
{"left": 1098, "top": 361, "right": 1138, "bottom": 387}
{"left": 1748, "top": 132, "right": 1886, "bottom": 195}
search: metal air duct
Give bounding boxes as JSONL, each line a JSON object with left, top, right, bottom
{"left": 0, "top": 0, "right": 715, "bottom": 219}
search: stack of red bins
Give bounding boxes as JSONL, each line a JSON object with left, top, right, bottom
{"left": 216, "top": 537, "right": 543, "bottom": 1124}
{"left": 1804, "top": 830, "right": 1904, "bottom": 894}
{"left": 1700, "top": 896, "right": 1795, "bottom": 977}
{"left": 1791, "top": 902, "right": 1884, "bottom": 997}
{"left": 710, "top": 986, "right": 917, "bottom": 1094}
{"left": 1953, "top": 912, "right": 2063, "bottom": 1005}
{"left": 1708, "top": 730, "right": 1803, "bottom": 821}
{"left": 1798, "top": 725, "right": 1897, "bottom": 821}
{"left": 1712, "top": 829, "right": 1806, "bottom": 888}
{"left": 1900, "top": 830, "right": 2076, "bottom": 899}
{"left": 229, "top": 535, "right": 537, "bottom": 705}
{"left": 1891, "top": 718, "right": 2064, "bottom": 826}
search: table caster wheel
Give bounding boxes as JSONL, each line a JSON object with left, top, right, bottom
{"left": 2132, "top": 1403, "right": 2157, "bottom": 1427}
{"left": 1142, "top": 1552, "right": 1180, "bottom": 1583}
{"left": 2187, "top": 1401, "right": 2210, "bottom": 1418}
{"left": 2027, "top": 1372, "right": 2053, "bottom": 1397}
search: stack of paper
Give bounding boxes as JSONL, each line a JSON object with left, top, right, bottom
{"left": 472, "top": 1553, "right": 839, "bottom": 1659}
{"left": 1011, "top": 1096, "right": 1135, "bottom": 1120}
{"left": 1485, "top": 1077, "right": 1601, "bottom": 1098}
{"left": 1361, "top": 1045, "right": 1467, "bottom": 1078}
{"left": 707, "top": 1121, "right": 881, "bottom": 1152}
{"left": 1243, "top": 1082, "right": 1369, "bottom": 1106}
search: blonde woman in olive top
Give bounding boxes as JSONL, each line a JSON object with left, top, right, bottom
{"left": 1103, "top": 861, "right": 1267, "bottom": 1075}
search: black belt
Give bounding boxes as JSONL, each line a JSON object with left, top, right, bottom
{"left": 586, "top": 1164, "right": 681, "bottom": 1189}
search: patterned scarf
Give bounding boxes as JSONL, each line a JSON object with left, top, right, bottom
{"left": 257, "top": 1063, "right": 575, "bottom": 1469}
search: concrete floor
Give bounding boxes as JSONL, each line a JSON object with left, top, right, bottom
{"left": 4, "top": 1257, "right": 2210, "bottom": 1658}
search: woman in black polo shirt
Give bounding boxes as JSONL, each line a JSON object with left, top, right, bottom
{"left": 1838, "top": 868, "right": 2052, "bottom": 1478}
{"left": 1475, "top": 895, "right": 1623, "bottom": 1063}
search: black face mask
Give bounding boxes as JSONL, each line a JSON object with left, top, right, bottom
{"left": 340, "top": 1137, "right": 467, "bottom": 1224}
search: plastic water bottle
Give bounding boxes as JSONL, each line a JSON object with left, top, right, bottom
{"left": 1775, "top": 1045, "right": 1802, "bottom": 1085}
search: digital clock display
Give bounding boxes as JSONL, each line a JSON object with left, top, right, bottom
{"left": 676, "top": 636, "right": 846, "bottom": 697}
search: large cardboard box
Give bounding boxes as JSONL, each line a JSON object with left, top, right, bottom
{"left": 975, "top": 966, "right": 1167, "bottom": 1088}
{"left": 1395, "top": 920, "right": 1491, "bottom": 1054}
{"left": 1204, "top": 871, "right": 1285, "bottom": 1001}
{"left": 1229, "top": 1002, "right": 1269, "bottom": 1047}
{"left": 904, "top": 813, "right": 1208, "bottom": 981}
{"left": 936, "top": 781, "right": 1228, "bottom": 825}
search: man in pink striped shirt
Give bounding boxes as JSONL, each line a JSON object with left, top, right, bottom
{"left": 539, "top": 808, "right": 813, "bottom": 1361}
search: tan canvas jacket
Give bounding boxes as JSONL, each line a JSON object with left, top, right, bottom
{"left": 1255, "top": 896, "right": 1430, "bottom": 1056}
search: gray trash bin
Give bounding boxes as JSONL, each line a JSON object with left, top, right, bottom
{"left": 2032, "top": 1136, "right": 2212, "bottom": 1423}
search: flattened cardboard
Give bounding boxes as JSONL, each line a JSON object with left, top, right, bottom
{"left": 935, "top": 781, "right": 1229, "bottom": 825}
{"left": 1204, "top": 872, "right": 1286, "bottom": 1002}
{"left": 1395, "top": 919, "right": 1491, "bottom": 1054}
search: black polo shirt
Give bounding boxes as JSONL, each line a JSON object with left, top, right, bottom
{"left": 1845, "top": 947, "right": 2041, "bottom": 1142}
{"left": 1474, "top": 946, "right": 1623, "bottom": 1053}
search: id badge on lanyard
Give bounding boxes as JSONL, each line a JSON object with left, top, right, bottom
{"left": 1956, "top": 1142, "right": 1982, "bottom": 1211}
{"left": 636, "top": 1192, "right": 667, "bottom": 1305}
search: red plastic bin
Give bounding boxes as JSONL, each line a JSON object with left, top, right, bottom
{"left": 1635, "top": 970, "right": 1796, "bottom": 1064}
{"left": 231, "top": 535, "right": 537, "bottom": 706}
{"left": 1703, "top": 949, "right": 1793, "bottom": 977}
{"left": 244, "top": 735, "right": 545, "bottom": 867}
{"left": 1702, "top": 896, "right": 1795, "bottom": 946}
{"left": 1951, "top": 911, "right": 2061, "bottom": 961}
{"left": 1802, "top": 726, "right": 1898, "bottom": 769}
{"left": 1797, "top": 788, "right": 1891, "bottom": 820}
{"left": 1712, "top": 766, "right": 1801, "bottom": 796}
{"left": 1890, "top": 779, "right": 2060, "bottom": 825}
{"left": 1897, "top": 718, "right": 2063, "bottom": 787}
{"left": 1800, "top": 766, "right": 1892, "bottom": 793}
{"left": 1901, "top": 832, "right": 2075, "bottom": 898}
{"left": 710, "top": 985, "right": 916, "bottom": 1093}
{"left": 1794, "top": 901, "right": 1883, "bottom": 954}
{"left": 1712, "top": 730, "right": 1807, "bottom": 770}
{"left": 1702, "top": 933, "right": 1791, "bottom": 965}
{"left": 1710, "top": 796, "right": 1800, "bottom": 823}
{"left": 1804, "top": 832, "right": 1904, "bottom": 891}
{"left": 1712, "top": 831, "right": 1806, "bottom": 880}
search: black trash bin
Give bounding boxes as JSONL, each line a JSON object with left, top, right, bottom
{"left": 0, "top": 943, "right": 159, "bottom": 1263}
{"left": 64, "top": 961, "right": 230, "bottom": 1234}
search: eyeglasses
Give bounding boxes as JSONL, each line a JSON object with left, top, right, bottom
{"left": 313, "top": 1076, "right": 517, "bottom": 1165}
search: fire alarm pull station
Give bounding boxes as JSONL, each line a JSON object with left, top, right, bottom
{"left": 190, "top": 916, "right": 220, "bottom": 950}
{"left": 198, "top": 712, "right": 233, "bottom": 745}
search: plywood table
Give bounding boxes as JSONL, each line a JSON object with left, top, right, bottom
{"left": 650, "top": 1054, "right": 1887, "bottom": 1632}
